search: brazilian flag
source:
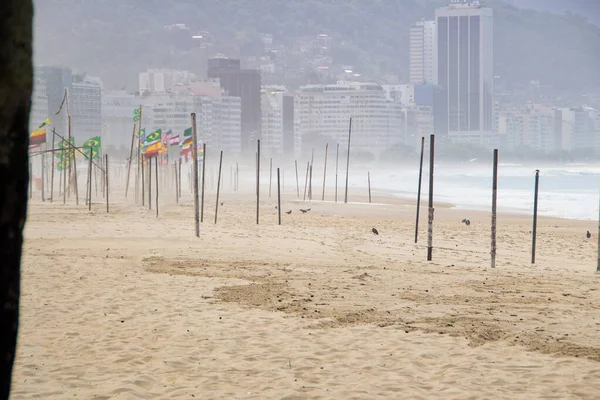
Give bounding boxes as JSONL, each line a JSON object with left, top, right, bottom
{"left": 133, "top": 107, "right": 141, "bottom": 121}
{"left": 56, "top": 138, "right": 75, "bottom": 170}
{"left": 144, "top": 129, "right": 161, "bottom": 146}
{"left": 83, "top": 136, "right": 101, "bottom": 160}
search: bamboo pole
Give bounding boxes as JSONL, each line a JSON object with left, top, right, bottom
{"left": 125, "top": 123, "right": 136, "bottom": 198}
{"left": 414, "top": 137, "right": 425, "bottom": 243}
{"left": 155, "top": 156, "right": 159, "bottom": 218}
{"left": 215, "top": 150, "right": 223, "bottom": 224}
{"left": 192, "top": 113, "right": 200, "bottom": 237}
{"left": 174, "top": 162, "right": 179, "bottom": 204}
{"left": 277, "top": 167, "right": 281, "bottom": 225}
{"left": 41, "top": 153, "right": 45, "bottom": 202}
{"left": 532, "top": 169, "right": 540, "bottom": 264}
{"left": 427, "top": 134, "right": 435, "bottom": 261}
{"left": 295, "top": 160, "right": 299, "bottom": 198}
{"left": 69, "top": 116, "right": 79, "bottom": 205}
{"left": 50, "top": 128, "right": 56, "bottom": 202}
{"left": 256, "top": 140, "right": 261, "bottom": 224}
{"left": 344, "top": 118, "right": 352, "bottom": 204}
{"left": 87, "top": 146, "right": 93, "bottom": 211}
{"left": 491, "top": 149, "right": 499, "bottom": 268}
{"left": 303, "top": 161, "right": 309, "bottom": 201}
{"left": 105, "top": 154, "right": 109, "bottom": 213}
{"left": 201, "top": 143, "right": 206, "bottom": 223}
{"left": 322, "top": 143, "right": 328, "bottom": 201}
{"left": 178, "top": 158, "right": 182, "bottom": 199}
{"left": 308, "top": 148, "right": 314, "bottom": 200}
{"left": 148, "top": 155, "right": 152, "bottom": 210}
{"left": 335, "top": 142, "right": 339, "bottom": 203}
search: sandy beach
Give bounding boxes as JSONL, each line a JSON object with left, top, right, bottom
{"left": 10, "top": 184, "right": 600, "bottom": 399}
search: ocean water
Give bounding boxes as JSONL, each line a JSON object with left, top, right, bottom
{"left": 346, "top": 164, "right": 600, "bottom": 221}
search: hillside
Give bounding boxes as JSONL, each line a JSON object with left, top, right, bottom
{"left": 33, "top": 0, "right": 600, "bottom": 92}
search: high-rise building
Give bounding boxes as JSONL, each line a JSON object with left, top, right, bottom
{"left": 207, "top": 58, "right": 261, "bottom": 153}
{"left": 410, "top": 20, "right": 436, "bottom": 85}
{"left": 30, "top": 78, "right": 49, "bottom": 133}
{"left": 102, "top": 90, "right": 141, "bottom": 150}
{"left": 37, "top": 66, "right": 73, "bottom": 137}
{"left": 294, "top": 82, "right": 403, "bottom": 158}
{"left": 139, "top": 69, "right": 197, "bottom": 95}
{"left": 71, "top": 77, "right": 102, "bottom": 143}
{"left": 435, "top": 1, "right": 494, "bottom": 144}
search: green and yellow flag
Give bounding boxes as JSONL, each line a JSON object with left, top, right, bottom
{"left": 144, "top": 129, "right": 161, "bottom": 145}
{"left": 83, "top": 136, "right": 101, "bottom": 160}
{"left": 56, "top": 138, "right": 75, "bottom": 170}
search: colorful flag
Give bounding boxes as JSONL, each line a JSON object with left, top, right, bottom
{"left": 56, "top": 138, "right": 75, "bottom": 170}
{"left": 133, "top": 107, "right": 141, "bottom": 121}
{"left": 145, "top": 140, "right": 163, "bottom": 157}
{"left": 168, "top": 135, "right": 180, "bottom": 146}
{"left": 29, "top": 128, "right": 47, "bottom": 145}
{"left": 144, "top": 129, "right": 161, "bottom": 146}
{"left": 183, "top": 127, "right": 192, "bottom": 137}
{"left": 39, "top": 118, "right": 51, "bottom": 128}
{"left": 83, "top": 136, "right": 101, "bottom": 160}
{"left": 180, "top": 137, "right": 192, "bottom": 149}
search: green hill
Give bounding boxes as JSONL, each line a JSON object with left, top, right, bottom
{"left": 33, "top": 0, "right": 600, "bottom": 92}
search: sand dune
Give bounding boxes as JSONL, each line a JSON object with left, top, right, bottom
{"left": 10, "top": 188, "right": 600, "bottom": 399}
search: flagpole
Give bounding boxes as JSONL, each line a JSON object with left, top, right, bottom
{"left": 125, "top": 123, "right": 136, "bottom": 198}
{"left": 50, "top": 128, "right": 56, "bottom": 203}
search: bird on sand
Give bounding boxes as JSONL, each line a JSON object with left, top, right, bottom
{"left": 372, "top": 227, "right": 379, "bottom": 235}
{"left": 286, "top": 210, "right": 292, "bottom": 214}
{"left": 220, "top": 202, "right": 223, "bottom": 206}
{"left": 300, "top": 209, "right": 309, "bottom": 213}
{"left": 587, "top": 230, "right": 591, "bottom": 239}
{"left": 461, "top": 219, "right": 471, "bottom": 226}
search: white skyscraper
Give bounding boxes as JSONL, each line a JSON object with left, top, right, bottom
{"left": 410, "top": 20, "right": 436, "bottom": 85}
{"left": 435, "top": 1, "right": 494, "bottom": 144}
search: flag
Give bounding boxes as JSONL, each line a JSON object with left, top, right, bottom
{"left": 55, "top": 91, "right": 67, "bottom": 115}
{"left": 56, "top": 138, "right": 75, "bottom": 170}
{"left": 145, "top": 140, "right": 163, "bottom": 156}
{"left": 83, "top": 136, "right": 101, "bottom": 160}
{"left": 39, "top": 118, "right": 51, "bottom": 128}
{"left": 137, "top": 128, "right": 145, "bottom": 139}
{"left": 183, "top": 127, "right": 192, "bottom": 138}
{"left": 133, "top": 107, "right": 141, "bottom": 121}
{"left": 180, "top": 137, "right": 192, "bottom": 149}
{"left": 29, "top": 128, "right": 47, "bottom": 145}
{"left": 168, "top": 135, "right": 180, "bottom": 146}
{"left": 144, "top": 129, "right": 161, "bottom": 146}
{"left": 165, "top": 130, "right": 173, "bottom": 140}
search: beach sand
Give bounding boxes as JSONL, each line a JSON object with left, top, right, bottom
{"left": 10, "top": 187, "right": 600, "bottom": 399}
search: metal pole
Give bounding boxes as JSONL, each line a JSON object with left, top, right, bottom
{"left": 215, "top": 150, "right": 223, "bottom": 224}
{"left": 192, "top": 113, "right": 199, "bottom": 237}
{"left": 344, "top": 118, "right": 352, "bottom": 204}
{"left": 427, "top": 134, "right": 435, "bottom": 261}
{"left": 532, "top": 169, "right": 540, "bottom": 264}
{"left": 414, "top": 137, "right": 425, "bottom": 243}
{"left": 491, "top": 149, "right": 499, "bottom": 268}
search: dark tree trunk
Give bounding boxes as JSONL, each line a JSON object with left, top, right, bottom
{"left": 0, "top": 2, "right": 33, "bottom": 399}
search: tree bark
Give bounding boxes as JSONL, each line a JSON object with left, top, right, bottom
{"left": 0, "top": 1, "right": 33, "bottom": 398}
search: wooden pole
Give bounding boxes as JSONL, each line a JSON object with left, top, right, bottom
{"left": 308, "top": 148, "right": 314, "bottom": 200}
{"left": 139, "top": 106, "right": 145, "bottom": 206}
{"left": 415, "top": 137, "right": 425, "bottom": 243}
{"left": 87, "top": 147, "right": 93, "bottom": 211}
{"left": 215, "top": 150, "right": 223, "bottom": 224}
{"left": 427, "top": 134, "right": 435, "bottom": 261}
{"left": 597, "top": 186, "right": 600, "bottom": 271}
{"left": 230, "top": 165, "right": 233, "bottom": 192}
{"left": 269, "top": 157, "right": 273, "bottom": 198}
{"left": 148, "top": 155, "right": 152, "bottom": 210}
{"left": 125, "top": 123, "right": 136, "bottom": 198}
{"left": 155, "top": 157, "right": 159, "bottom": 218}
{"left": 368, "top": 171, "right": 372, "bottom": 203}
{"left": 335, "top": 142, "right": 339, "bottom": 203}
{"left": 201, "top": 143, "right": 206, "bottom": 223}
{"left": 236, "top": 162, "right": 239, "bottom": 191}
{"left": 303, "top": 161, "right": 309, "bottom": 201}
{"left": 322, "top": 143, "right": 328, "bottom": 201}
{"left": 65, "top": 89, "right": 71, "bottom": 197}
{"left": 256, "top": 140, "right": 261, "bottom": 225}
{"left": 174, "top": 162, "right": 179, "bottom": 204}
{"left": 68, "top": 116, "right": 79, "bottom": 205}
{"left": 41, "top": 154, "right": 45, "bottom": 202}
{"left": 344, "top": 118, "right": 352, "bottom": 204}
{"left": 295, "top": 160, "right": 299, "bottom": 198}
{"left": 532, "top": 169, "right": 540, "bottom": 264}
{"left": 50, "top": 128, "right": 56, "bottom": 203}
{"left": 179, "top": 158, "right": 182, "bottom": 199}
{"left": 192, "top": 113, "right": 200, "bottom": 237}
{"left": 491, "top": 149, "right": 499, "bottom": 268}
{"left": 141, "top": 150, "right": 145, "bottom": 206}
{"left": 105, "top": 154, "right": 109, "bottom": 213}
{"left": 277, "top": 167, "right": 281, "bottom": 225}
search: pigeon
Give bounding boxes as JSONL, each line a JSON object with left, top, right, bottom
{"left": 372, "top": 227, "right": 379, "bottom": 235}
{"left": 461, "top": 219, "right": 471, "bottom": 226}
{"left": 587, "top": 230, "right": 591, "bottom": 239}
{"left": 275, "top": 205, "right": 278, "bottom": 209}
{"left": 220, "top": 202, "right": 223, "bottom": 206}
{"left": 300, "top": 209, "right": 309, "bottom": 213}
{"left": 286, "top": 210, "right": 292, "bottom": 214}
{"left": 306, "top": 208, "right": 311, "bottom": 212}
